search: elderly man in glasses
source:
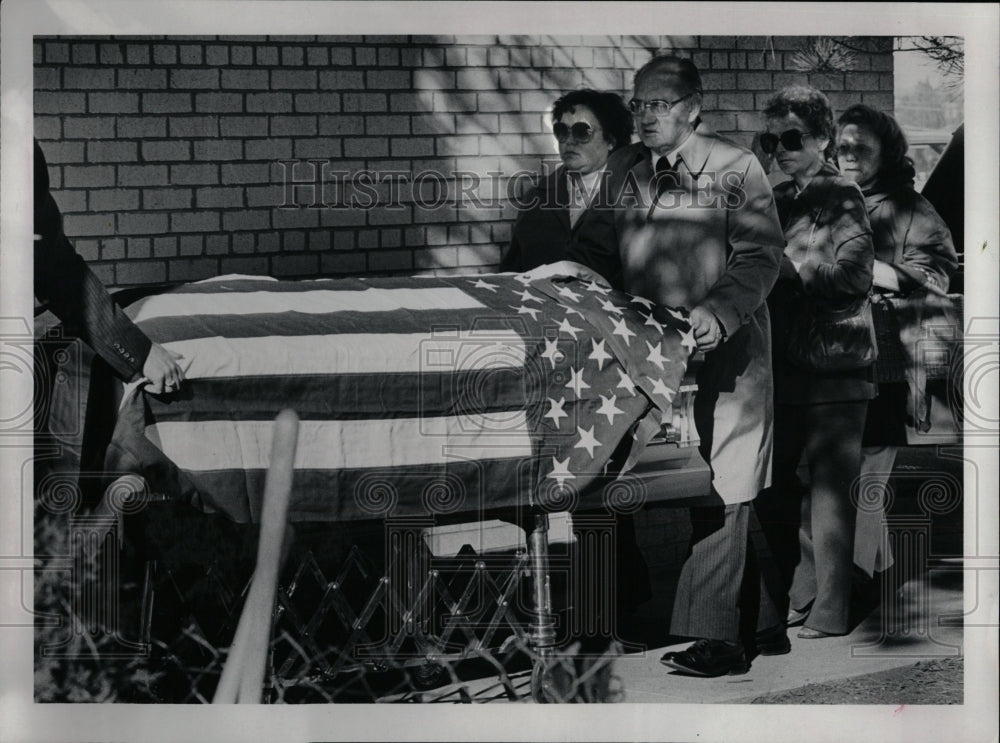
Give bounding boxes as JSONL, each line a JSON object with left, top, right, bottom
{"left": 539, "top": 55, "right": 789, "bottom": 676}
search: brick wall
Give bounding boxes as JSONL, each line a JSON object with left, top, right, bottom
{"left": 33, "top": 35, "right": 894, "bottom": 289}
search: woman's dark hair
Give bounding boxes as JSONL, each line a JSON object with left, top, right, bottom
{"left": 552, "top": 89, "right": 634, "bottom": 151}
{"left": 763, "top": 85, "right": 836, "bottom": 160}
{"left": 838, "top": 103, "right": 916, "bottom": 189}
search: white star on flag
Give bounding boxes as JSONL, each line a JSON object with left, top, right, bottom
{"left": 678, "top": 326, "right": 698, "bottom": 353}
{"left": 611, "top": 317, "right": 636, "bottom": 344}
{"left": 511, "top": 304, "right": 541, "bottom": 320}
{"left": 556, "top": 285, "right": 582, "bottom": 302}
{"left": 643, "top": 312, "right": 664, "bottom": 334}
{"left": 547, "top": 456, "right": 576, "bottom": 487}
{"left": 645, "top": 340, "right": 670, "bottom": 370}
{"left": 541, "top": 338, "right": 563, "bottom": 368}
{"left": 596, "top": 394, "right": 625, "bottom": 424}
{"left": 647, "top": 376, "right": 676, "bottom": 402}
{"left": 600, "top": 299, "right": 624, "bottom": 315}
{"left": 516, "top": 289, "right": 542, "bottom": 303}
{"left": 565, "top": 366, "right": 590, "bottom": 397}
{"left": 616, "top": 367, "right": 636, "bottom": 395}
{"left": 631, "top": 295, "right": 655, "bottom": 309}
{"left": 564, "top": 306, "right": 585, "bottom": 318}
{"left": 472, "top": 279, "right": 499, "bottom": 292}
{"left": 574, "top": 426, "right": 602, "bottom": 457}
{"left": 585, "top": 280, "right": 611, "bottom": 294}
{"left": 544, "top": 397, "right": 568, "bottom": 426}
{"left": 588, "top": 338, "right": 612, "bottom": 369}
{"left": 558, "top": 318, "right": 583, "bottom": 339}
{"left": 666, "top": 306, "right": 687, "bottom": 322}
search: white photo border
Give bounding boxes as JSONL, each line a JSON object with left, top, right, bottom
{"left": 1, "top": 2, "right": 997, "bottom": 742}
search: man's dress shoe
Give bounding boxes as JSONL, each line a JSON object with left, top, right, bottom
{"left": 660, "top": 639, "right": 749, "bottom": 677}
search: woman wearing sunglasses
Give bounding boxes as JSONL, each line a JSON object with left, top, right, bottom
{"left": 753, "top": 86, "right": 876, "bottom": 639}
{"left": 500, "top": 89, "right": 656, "bottom": 624}
{"left": 499, "top": 89, "right": 632, "bottom": 277}
{"left": 835, "top": 104, "right": 958, "bottom": 583}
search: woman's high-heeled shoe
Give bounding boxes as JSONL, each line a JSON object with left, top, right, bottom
{"left": 797, "top": 627, "right": 842, "bottom": 639}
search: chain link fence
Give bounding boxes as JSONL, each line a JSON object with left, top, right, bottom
{"left": 36, "top": 500, "right": 624, "bottom": 704}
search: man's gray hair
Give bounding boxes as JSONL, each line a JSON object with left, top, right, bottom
{"left": 633, "top": 54, "right": 704, "bottom": 97}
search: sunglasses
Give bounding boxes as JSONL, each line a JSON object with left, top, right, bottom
{"left": 553, "top": 121, "right": 597, "bottom": 144}
{"left": 759, "top": 129, "right": 811, "bottom": 154}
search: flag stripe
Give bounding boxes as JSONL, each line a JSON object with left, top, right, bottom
{"left": 146, "top": 414, "right": 533, "bottom": 471}
{"left": 157, "top": 330, "right": 527, "bottom": 378}
{"left": 145, "top": 371, "right": 531, "bottom": 421}
{"left": 128, "top": 286, "right": 487, "bottom": 322}
{"left": 134, "top": 310, "right": 533, "bottom": 344}
{"left": 138, "top": 309, "right": 542, "bottom": 344}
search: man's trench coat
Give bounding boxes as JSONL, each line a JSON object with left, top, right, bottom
{"left": 569, "top": 125, "right": 786, "bottom": 504}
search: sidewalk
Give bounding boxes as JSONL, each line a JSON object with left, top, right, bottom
{"left": 428, "top": 557, "right": 964, "bottom": 704}
{"left": 613, "top": 559, "right": 964, "bottom": 704}
{"left": 604, "top": 446, "right": 966, "bottom": 704}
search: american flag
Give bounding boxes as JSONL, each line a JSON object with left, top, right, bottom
{"left": 104, "top": 273, "right": 694, "bottom": 523}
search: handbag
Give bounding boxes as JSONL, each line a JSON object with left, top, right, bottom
{"left": 871, "top": 293, "right": 908, "bottom": 383}
{"left": 786, "top": 293, "right": 879, "bottom": 372}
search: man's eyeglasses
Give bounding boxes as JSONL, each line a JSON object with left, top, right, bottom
{"left": 759, "top": 129, "right": 811, "bottom": 154}
{"left": 553, "top": 122, "right": 597, "bottom": 144}
{"left": 628, "top": 93, "right": 693, "bottom": 116}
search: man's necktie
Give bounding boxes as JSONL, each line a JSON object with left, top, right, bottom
{"left": 655, "top": 156, "right": 681, "bottom": 196}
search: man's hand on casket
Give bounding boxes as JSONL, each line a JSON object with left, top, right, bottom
{"left": 141, "top": 343, "right": 186, "bottom": 394}
{"left": 522, "top": 260, "right": 611, "bottom": 288}
{"left": 689, "top": 306, "right": 725, "bottom": 353}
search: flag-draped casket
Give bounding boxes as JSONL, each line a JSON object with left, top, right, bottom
{"left": 104, "top": 274, "right": 695, "bottom": 523}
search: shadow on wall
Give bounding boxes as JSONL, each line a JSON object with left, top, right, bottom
{"left": 274, "top": 35, "right": 706, "bottom": 279}
{"left": 33, "top": 34, "right": 895, "bottom": 286}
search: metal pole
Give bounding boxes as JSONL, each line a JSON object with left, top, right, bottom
{"left": 526, "top": 512, "right": 556, "bottom": 650}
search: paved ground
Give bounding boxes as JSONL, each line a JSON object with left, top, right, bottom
{"left": 604, "top": 445, "right": 966, "bottom": 704}
{"left": 612, "top": 561, "right": 964, "bottom": 704}
{"left": 742, "top": 656, "right": 963, "bottom": 704}
{"left": 430, "top": 557, "right": 964, "bottom": 704}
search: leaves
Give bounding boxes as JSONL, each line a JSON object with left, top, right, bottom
{"left": 788, "top": 37, "right": 858, "bottom": 73}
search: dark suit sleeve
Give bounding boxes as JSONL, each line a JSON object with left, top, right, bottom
{"left": 498, "top": 218, "right": 525, "bottom": 273}
{"left": 699, "top": 152, "right": 785, "bottom": 335}
{"left": 34, "top": 141, "right": 151, "bottom": 381}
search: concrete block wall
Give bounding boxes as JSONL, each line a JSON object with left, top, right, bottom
{"left": 33, "top": 35, "right": 894, "bottom": 289}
